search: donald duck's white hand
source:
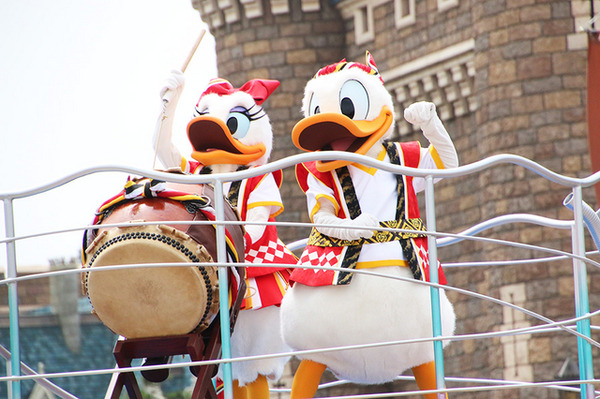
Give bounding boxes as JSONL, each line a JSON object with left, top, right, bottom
{"left": 404, "top": 101, "right": 459, "bottom": 169}
{"left": 403, "top": 101, "right": 436, "bottom": 128}
{"left": 314, "top": 211, "right": 379, "bottom": 241}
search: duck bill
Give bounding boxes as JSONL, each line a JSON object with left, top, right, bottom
{"left": 187, "top": 116, "right": 266, "bottom": 166}
{"left": 291, "top": 105, "right": 394, "bottom": 172}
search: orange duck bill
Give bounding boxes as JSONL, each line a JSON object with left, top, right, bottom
{"left": 187, "top": 116, "right": 266, "bottom": 166}
{"left": 291, "top": 105, "right": 394, "bottom": 172}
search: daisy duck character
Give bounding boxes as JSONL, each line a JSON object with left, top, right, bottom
{"left": 279, "top": 52, "right": 457, "bottom": 399}
{"left": 153, "top": 72, "right": 297, "bottom": 399}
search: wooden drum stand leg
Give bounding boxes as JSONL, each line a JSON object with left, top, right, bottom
{"left": 107, "top": 319, "right": 222, "bottom": 399}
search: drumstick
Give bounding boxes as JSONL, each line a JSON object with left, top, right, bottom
{"left": 153, "top": 30, "right": 206, "bottom": 169}
{"left": 162, "top": 29, "right": 206, "bottom": 104}
{"left": 180, "top": 29, "right": 206, "bottom": 73}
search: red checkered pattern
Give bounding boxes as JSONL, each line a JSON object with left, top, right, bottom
{"left": 291, "top": 246, "right": 344, "bottom": 286}
{"left": 414, "top": 241, "right": 431, "bottom": 282}
{"left": 414, "top": 242, "right": 430, "bottom": 270}
{"left": 246, "top": 239, "right": 292, "bottom": 264}
{"left": 299, "top": 246, "right": 343, "bottom": 269}
{"left": 412, "top": 239, "right": 447, "bottom": 285}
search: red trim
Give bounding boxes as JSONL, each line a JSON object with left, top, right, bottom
{"left": 295, "top": 163, "right": 312, "bottom": 193}
{"left": 295, "top": 162, "right": 347, "bottom": 219}
{"left": 588, "top": 33, "right": 600, "bottom": 206}
{"left": 239, "top": 174, "right": 262, "bottom": 220}
{"left": 272, "top": 169, "right": 283, "bottom": 187}
{"left": 399, "top": 142, "right": 422, "bottom": 219}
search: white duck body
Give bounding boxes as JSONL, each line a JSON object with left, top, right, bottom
{"left": 192, "top": 88, "right": 292, "bottom": 385}
{"left": 153, "top": 75, "right": 291, "bottom": 386}
{"left": 282, "top": 266, "right": 455, "bottom": 383}
{"left": 226, "top": 306, "right": 290, "bottom": 385}
{"left": 281, "top": 150, "right": 456, "bottom": 382}
{"left": 281, "top": 55, "right": 457, "bottom": 384}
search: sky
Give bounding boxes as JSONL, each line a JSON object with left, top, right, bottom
{"left": 0, "top": 0, "right": 218, "bottom": 271}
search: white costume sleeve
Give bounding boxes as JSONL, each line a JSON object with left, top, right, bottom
{"left": 404, "top": 101, "right": 458, "bottom": 193}
{"left": 244, "top": 206, "right": 271, "bottom": 244}
{"left": 245, "top": 174, "right": 284, "bottom": 217}
{"left": 152, "top": 70, "right": 185, "bottom": 170}
{"left": 244, "top": 173, "right": 283, "bottom": 243}
{"left": 303, "top": 172, "right": 338, "bottom": 222}
{"left": 305, "top": 173, "right": 378, "bottom": 241}
{"left": 404, "top": 101, "right": 458, "bottom": 170}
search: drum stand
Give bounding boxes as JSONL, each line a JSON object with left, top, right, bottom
{"left": 106, "top": 274, "right": 246, "bottom": 399}
{"left": 106, "top": 318, "right": 222, "bottom": 399}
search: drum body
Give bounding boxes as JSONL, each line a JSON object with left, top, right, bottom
{"left": 83, "top": 180, "right": 245, "bottom": 339}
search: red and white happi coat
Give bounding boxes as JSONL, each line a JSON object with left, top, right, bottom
{"left": 291, "top": 141, "right": 448, "bottom": 287}
{"left": 188, "top": 162, "right": 297, "bottom": 310}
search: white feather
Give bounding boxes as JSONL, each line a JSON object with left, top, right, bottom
{"left": 218, "top": 306, "right": 292, "bottom": 386}
{"left": 280, "top": 266, "right": 455, "bottom": 384}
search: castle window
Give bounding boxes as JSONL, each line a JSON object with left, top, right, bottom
{"left": 437, "top": 0, "right": 459, "bottom": 12}
{"left": 354, "top": 4, "right": 374, "bottom": 45}
{"left": 394, "top": 0, "right": 415, "bottom": 29}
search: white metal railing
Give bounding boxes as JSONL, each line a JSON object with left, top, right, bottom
{"left": 2, "top": 151, "right": 600, "bottom": 399}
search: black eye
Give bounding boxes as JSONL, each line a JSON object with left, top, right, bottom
{"left": 227, "top": 117, "right": 238, "bottom": 133}
{"left": 308, "top": 93, "right": 320, "bottom": 116}
{"left": 340, "top": 98, "right": 354, "bottom": 119}
{"left": 338, "top": 79, "right": 369, "bottom": 120}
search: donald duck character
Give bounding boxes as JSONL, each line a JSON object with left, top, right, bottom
{"left": 153, "top": 72, "right": 297, "bottom": 399}
{"left": 279, "top": 52, "right": 457, "bottom": 399}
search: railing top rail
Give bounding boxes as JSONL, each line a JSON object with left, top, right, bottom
{"left": 2, "top": 152, "right": 600, "bottom": 200}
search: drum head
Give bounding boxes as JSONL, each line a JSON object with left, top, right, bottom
{"left": 85, "top": 224, "right": 218, "bottom": 339}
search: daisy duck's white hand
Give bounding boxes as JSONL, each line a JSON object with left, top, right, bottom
{"left": 404, "top": 101, "right": 458, "bottom": 169}
{"left": 152, "top": 69, "right": 186, "bottom": 169}
{"left": 313, "top": 200, "right": 379, "bottom": 241}
{"left": 160, "top": 69, "right": 185, "bottom": 103}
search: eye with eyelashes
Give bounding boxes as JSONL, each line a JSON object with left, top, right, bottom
{"left": 239, "top": 104, "right": 267, "bottom": 121}
{"left": 193, "top": 104, "right": 265, "bottom": 119}
{"left": 226, "top": 105, "right": 267, "bottom": 139}
{"left": 193, "top": 106, "right": 209, "bottom": 117}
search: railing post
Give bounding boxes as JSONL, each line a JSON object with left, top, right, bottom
{"left": 424, "top": 175, "right": 446, "bottom": 398}
{"left": 213, "top": 180, "right": 234, "bottom": 399}
{"left": 569, "top": 186, "right": 595, "bottom": 399}
{"left": 3, "top": 198, "right": 21, "bottom": 398}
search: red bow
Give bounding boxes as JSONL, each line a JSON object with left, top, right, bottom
{"left": 198, "top": 78, "right": 280, "bottom": 105}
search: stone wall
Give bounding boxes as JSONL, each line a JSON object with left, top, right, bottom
{"left": 193, "top": 0, "right": 599, "bottom": 398}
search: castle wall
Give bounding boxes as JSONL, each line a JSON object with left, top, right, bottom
{"left": 193, "top": 0, "right": 600, "bottom": 397}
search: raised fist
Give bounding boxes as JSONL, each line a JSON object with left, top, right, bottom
{"left": 403, "top": 101, "right": 436, "bottom": 128}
